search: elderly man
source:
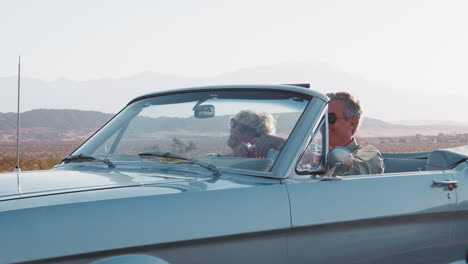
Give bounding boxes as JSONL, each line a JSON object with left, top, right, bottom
{"left": 228, "top": 110, "right": 285, "bottom": 158}
{"left": 327, "top": 92, "right": 384, "bottom": 175}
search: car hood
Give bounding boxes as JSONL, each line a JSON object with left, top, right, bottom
{"left": 0, "top": 167, "right": 224, "bottom": 201}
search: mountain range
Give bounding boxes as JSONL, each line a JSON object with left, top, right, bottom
{"left": 0, "top": 109, "right": 467, "bottom": 142}
{"left": 1, "top": 61, "right": 467, "bottom": 123}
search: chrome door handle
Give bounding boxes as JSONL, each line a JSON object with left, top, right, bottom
{"left": 433, "top": 180, "right": 458, "bottom": 190}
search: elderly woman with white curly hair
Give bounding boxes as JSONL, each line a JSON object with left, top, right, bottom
{"left": 227, "top": 110, "right": 285, "bottom": 158}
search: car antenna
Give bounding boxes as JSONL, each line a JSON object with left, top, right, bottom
{"left": 13, "top": 56, "right": 21, "bottom": 174}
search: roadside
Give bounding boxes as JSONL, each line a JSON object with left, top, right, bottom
{"left": 1, "top": 137, "right": 467, "bottom": 172}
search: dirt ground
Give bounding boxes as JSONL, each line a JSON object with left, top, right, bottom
{"left": 0, "top": 139, "right": 466, "bottom": 172}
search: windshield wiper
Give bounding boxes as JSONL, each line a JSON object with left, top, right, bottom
{"left": 61, "top": 154, "right": 116, "bottom": 168}
{"left": 138, "top": 151, "right": 221, "bottom": 177}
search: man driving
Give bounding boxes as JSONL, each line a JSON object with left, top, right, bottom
{"left": 327, "top": 92, "right": 384, "bottom": 175}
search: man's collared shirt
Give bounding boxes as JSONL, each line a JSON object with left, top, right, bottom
{"left": 342, "top": 138, "right": 385, "bottom": 175}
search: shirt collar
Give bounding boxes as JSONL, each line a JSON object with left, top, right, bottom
{"left": 344, "top": 138, "right": 359, "bottom": 153}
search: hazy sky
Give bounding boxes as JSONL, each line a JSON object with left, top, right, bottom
{"left": 1, "top": 0, "right": 467, "bottom": 112}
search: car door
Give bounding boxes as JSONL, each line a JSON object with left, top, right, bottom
{"left": 284, "top": 122, "right": 458, "bottom": 263}
{"left": 446, "top": 154, "right": 468, "bottom": 261}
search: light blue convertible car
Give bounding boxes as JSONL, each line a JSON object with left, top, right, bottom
{"left": 1, "top": 85, "right": 467, "bottom": 264}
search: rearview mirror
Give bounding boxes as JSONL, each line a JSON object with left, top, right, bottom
{"left": 194, "top": 105, "right": 215, "bottom": 118}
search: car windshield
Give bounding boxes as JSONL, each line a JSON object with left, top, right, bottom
{"left": 70, "top": 90, "right": 310, "bottom": 172}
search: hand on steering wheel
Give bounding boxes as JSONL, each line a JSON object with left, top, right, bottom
{"left": 232, "top": 142, "right": 255, "bottom": 158}
{"left": 254, "top": 134, "right": 285, "bottom": 158}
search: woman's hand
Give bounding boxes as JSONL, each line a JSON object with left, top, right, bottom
{"left": 254, "top": 135, "right": 285, "bottom": 158}
{"left": 231, "top": 142, "right": 253, "bottom": 157}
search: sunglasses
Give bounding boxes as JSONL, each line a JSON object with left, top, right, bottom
{"left": 230, "top": 118, "right": 258, "bottom": 135}
{"left": 328, "top": 113, "right": 346, "bottom": 124}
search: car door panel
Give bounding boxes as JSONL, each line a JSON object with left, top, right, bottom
{"left": 286, "top": 171, "right": 457, "bottom": 263}
{"left": 448, "top": 163, "right": 468, "bottom": 260}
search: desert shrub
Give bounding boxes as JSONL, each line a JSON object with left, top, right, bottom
{"left": 0, "top": 156, "right": 61, "bottom": 172}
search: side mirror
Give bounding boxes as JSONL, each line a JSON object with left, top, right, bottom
{"left": 326, "top": 147, "right": 353, "bottom": 176}
{"left": 194, "top": 105, "right": 215, "bottom": 118}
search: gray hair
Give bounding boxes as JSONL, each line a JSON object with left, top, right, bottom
{"left": 326, "top": 92, "right": 363, "bottom": 135}
{"left": 234, "top": 110, "right": 276, "bottom": 136}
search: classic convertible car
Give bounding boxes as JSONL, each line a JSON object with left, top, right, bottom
{"left": 1, "top": 84, "right": 467, "bottom": 264}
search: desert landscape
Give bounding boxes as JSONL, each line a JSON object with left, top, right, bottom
{"left": 1, "top": 109, "right": 467, "bottom": 172}
{"left": 1, "top": 134, "right": 467, "bottom": 172}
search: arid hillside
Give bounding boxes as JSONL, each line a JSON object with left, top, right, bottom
{"left": 1, "top": 109, "right": 468, "bottom": 141}
{"left": 1, "top": 109, "right": 467, "bottom": 172}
